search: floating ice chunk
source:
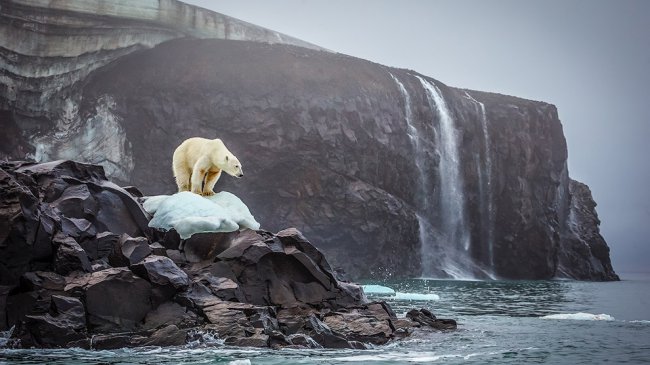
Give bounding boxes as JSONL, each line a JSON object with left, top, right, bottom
{"left": 146, "top": 191, "right": 260, "bottom": 239}
{"left": 362, "top": 285, "right": 396, "bottom": 295}
{"left": 394, "top": 292, "right": 440, "bottom": 301}
{"left": 540, "top": 312, "right": 614, "bottom": 321}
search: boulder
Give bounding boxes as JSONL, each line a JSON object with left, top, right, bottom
{"left": 182, "top": 231, "right": 237, "bottom": 262}
{"left": 23, "top": 295, "right": 87, "bottom": 347}
{"left": 140, "top": 325, "right": 187, "bottom": 347}
{"left": 80, "top": 232, "right": 120, "bottom": 261}
{"left": 130, "top": 255, "right": 190, "bottom": 289}
{"left": 216, "top": 229, "right": 364, "bottom": 308}
{"left": 53, "top": 234, "right": 92, "bottom": 275}
{"left": 322, "top": 303, "right": 395, "bottom": 345}
{"left": 0, "top": 160, "right": 151, "bottom": 287}
{"left": 65, "top": 268, "right": 152, "bottom": 331}
{"left": 108, "top": 234, "right": 152, "bottom": 267}
{"left": 406, "top": 308, "right": 457, "bottom": 330}
{"left": 142, "top": 301, "right": 201, "bottom": 330}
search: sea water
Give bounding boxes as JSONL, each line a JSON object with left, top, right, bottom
{"left": 2, "top": 273, "right": 649, "bottom": 364}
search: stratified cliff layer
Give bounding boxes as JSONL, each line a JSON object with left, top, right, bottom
{"left": 0, "top": 0, "right": 325, "bottom": 179}
{"left": 0, "top": 1, "right": 617, "bottom": 281}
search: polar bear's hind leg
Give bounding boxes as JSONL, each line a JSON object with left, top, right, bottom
{"left": 173, "top": 155, "right": 191, "bottom": 192}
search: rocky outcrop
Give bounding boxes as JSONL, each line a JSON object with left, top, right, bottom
{"left": 0, "top": 2, "right": 617, "bottom": 281}
{"left": 0, "top": 160, "right": 455, "bottom": 348}
{"left": 555, "top": 180, "right": 619, "bottom": 280}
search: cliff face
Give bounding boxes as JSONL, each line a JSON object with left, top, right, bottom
{"left": 0, "top": 1, "right": 618, "bottom": 280}
{"left": 0, "top": 0, "right": 325, "bottom": 179}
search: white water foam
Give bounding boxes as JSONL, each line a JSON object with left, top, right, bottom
{"left": 228, "top": 360, "right": 251, "bottom": 365}
{"left": 0, "top": 326, "right": 14, "bottom": 348}
{"left": 541, "top": 312, "right": 615, "bottom": 321}
{"left": 331, "top": 347, "right": 538, "bottom": 362}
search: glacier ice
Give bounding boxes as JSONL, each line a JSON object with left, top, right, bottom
{"left": 144, "top": 191, "right": 260, "bottom": 239}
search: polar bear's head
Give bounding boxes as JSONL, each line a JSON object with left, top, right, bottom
{"left": 222, "top": 154, "right": 244, "bottom": 178}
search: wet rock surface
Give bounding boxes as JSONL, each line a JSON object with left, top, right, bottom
{"left": 0, "top": 160, "right": 455, "bottom": 349}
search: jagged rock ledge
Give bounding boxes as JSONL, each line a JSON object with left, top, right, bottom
{"left": 0, "top": 159, "right": 455, "bottom": 349}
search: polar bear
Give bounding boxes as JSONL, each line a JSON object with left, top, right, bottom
{"left": 172, "top": 137, "right": 244, "bottom": 196}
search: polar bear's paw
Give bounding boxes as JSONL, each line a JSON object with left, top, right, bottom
{"left": 201, "top": 191, "right": 216, "bottom": 197}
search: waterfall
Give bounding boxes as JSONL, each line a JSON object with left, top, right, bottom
{"left": 415, "top": 76, "right": 474, "bottom": 279}
{"left": 389, "top": 73, "right": 433, "bottom": 274}
{"left": 390, "top": 73, "right": 495, "bottom": 279}
{"left": 464, "top": 91, "right": 495, "bottom": 271}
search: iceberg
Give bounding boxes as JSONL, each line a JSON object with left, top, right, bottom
{"left": 362, "top": 284, "right": 396, "bottom": 296}
{"left": 394, "top": 292, "right": 440, "bottom": 301}
{"left": 361, "top": 285, "right": 440, "bottom": 301}
{"left": 144, "top": 191, "right": 260, "bottom": 239}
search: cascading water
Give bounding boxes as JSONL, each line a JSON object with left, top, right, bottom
{"left": 464, "top": 91, "right": 495, "bottom": 271}
{"left": 389, "top": 73, "right": 433, "bottom": 274}
{"left": 415, "top": 76, "right": 475, "bottom": 279}
{"left": 390, "top": 73, "right": 495, "bottom": 279}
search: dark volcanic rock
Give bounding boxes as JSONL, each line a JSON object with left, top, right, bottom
{"left": 323, "top": 303, "right": 395, "bottom": 345}
{"left": 182, "top": 231, "right": 238, "bottom": 262}
{"left": 0, "top": 160, "right": 151, "bottom": 287}
{"left": 406, "top": 308, "right": 457, "bottom": 330}
{"left": 53, "top": 234, "right": 92, "bottom": 275}
{"left": 215, "top": 228, "right": 365, "bottom": 308}
{"left": 80, "top": 232, "right": 120, "bottom": 261}
{"left": 130, "top": 255, "right": 190, "bottom": 289}
{"left": 108, "top": 234, "right": 152, "bottom": 267}
{"left": 0, "top": 158, "right": 456, "bottom": 348}
{"left": 142, "top": 301, "right": 201, "bottom": 330}
{"left": 65, "top": 268, "right": 152, "bottom": 332}
{"left": 22, "top": 295, "right": 87, "bottom": 348}
{"left": 555, "top": 180, "right": 619, "bottom": 280}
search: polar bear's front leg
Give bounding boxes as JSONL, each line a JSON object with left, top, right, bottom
{"left": 202, "top": 169, "right": 222, "bottom": 196}
{"left": 191, "top": 156, "right": 211, "bottom": 195}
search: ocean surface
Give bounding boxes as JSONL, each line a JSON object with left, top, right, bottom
{"left": 2, "top": 272, "right": 649, "bottom": 365}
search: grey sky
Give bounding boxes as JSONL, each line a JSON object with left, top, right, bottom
{"left": 184, "top": 0, "right": 650, "bottom": 274}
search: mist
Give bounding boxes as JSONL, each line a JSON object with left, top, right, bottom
{"left": 183, "top": 0, "right": 650, "bottom": 274}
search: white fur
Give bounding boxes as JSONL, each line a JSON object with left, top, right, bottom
{"left": 172, "top": 137, "right": 243, "bottom": 196}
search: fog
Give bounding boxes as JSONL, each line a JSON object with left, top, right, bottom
{"left": 184, "top": 0, "right": 650, "bottom": 274}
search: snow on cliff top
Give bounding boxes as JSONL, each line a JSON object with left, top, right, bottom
{"left": 144, "top": 191, "right": 260, "bottom": 239}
